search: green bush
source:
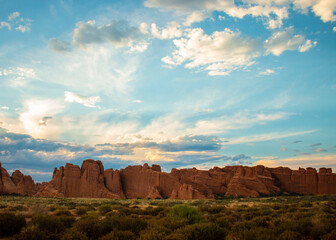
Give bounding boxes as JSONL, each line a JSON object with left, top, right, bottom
{"left": 169, "top": 205, "right": 203, "bottom": 224}
{"left": 75, "top": 206, "right": 88, "bottom": 215}
{"left": 62, "top": 228, "right": 89, "bottom": 240}
{"left": 176, "top": 223, "right": 227, "bottom": 240}
{"left": 74, "top": 215, "right": 103, "bottom": 239}
{"left": 99, "top": 204, "right": 112, "bottom": 214}
{"left": 279, "top": 231, "right": 302, "bottom": 240}
{"left": 100, "top": 230, "right": 135, "bottom": 240}
{"left": 0, "top": 212, "right": 26, "bottom": 236}
{"left": 13, "top": 225, "right": 50, "bottom": 240}
{"left": 32, "top": 213, "right": 75, "bottom": 233}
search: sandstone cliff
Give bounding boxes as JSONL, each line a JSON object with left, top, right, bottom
{"left": 1, "top": 160, "right": 336, "bottom": 199}
{"left": 0, "top": 162, "right": 41, "bottom": 195}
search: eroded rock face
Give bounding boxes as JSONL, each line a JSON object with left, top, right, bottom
{"left": 0, "top": 162, "right": 17, "bottom": 194}
{"left": 37, "top": 159, "right": 118, "bottom": 198}
{"left": 2, "top": 160, "right": 336, "bottom": 199}
{"left": 11, "top": 170, "right": 37, "bottom": 196}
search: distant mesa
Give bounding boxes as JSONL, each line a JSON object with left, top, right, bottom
{"left": 1, "top": 160, "right": 336, "bottom": 199}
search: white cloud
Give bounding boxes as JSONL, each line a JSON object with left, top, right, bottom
{"left": 8, "top": 12, "right": 20, "bottom": 21}
{"left": 137, "top": 111, "right": 291, "bottom": 142}
{"left": 294, "top": 0, "right": 336, "bottom": 22}
{"left": 151, "top": 22, "right": 182, "bottom": 39}
{"left": 0, "top": 21, "right": 11, "bottom": 30}
{"left": 255, "top": 153, "right": 336, "bottom": 172}
{"left": 298, "top": 39, "right": 317, "bottom": 52}
{"left": 1, "top": 12, "right": 32, "bottom": 32}
{"left": 333, "top": 26, "right": 336, "bottom": 32}
{"left": 64, "top": 91, "right": 101, "bottom": 108}
{"left": 0, "top": 106, "right": 9, "bottom": 110}
{"left": 265, "top": 27, "right": 315, "bottom": 55}
{"left": 259, "top": 69, "right": 275, "bottom": 75}
{"left": 183, "top": 11, "right": 209, "bottom": 26}
{"left": 1, "top": 67, "right": 36, "bottom": 87}
{"left": 225, "top": 129, "right": 317, "bottom": 145}
{"left": 133, "top": 100, "right": 142, "bottom": 103}
{"left": 145, "top": 0, "right": 336, "bottom": 28}
{"left": 19, "top": 99, "right": 64, "bottom": 138}
{"left": 162, "top": 28, "right": 262, "bottom": 75}
{"left": 15, "top": 24, "right": 31, "bottom": 32}
{"left": 145, "top": 0, "right": 288, "bottom": 28}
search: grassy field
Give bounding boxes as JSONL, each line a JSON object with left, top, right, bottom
{"left": 0, "top": 194, "right": 335, "bottom": 239}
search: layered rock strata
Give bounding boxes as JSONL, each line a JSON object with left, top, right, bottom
{"left": 1, "top": 160, "right": 336, "bottom": 199}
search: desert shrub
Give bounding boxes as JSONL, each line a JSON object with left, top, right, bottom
{"left": 155, "top": 217, "right": 186, "bottom": 231}
{"left": 0, "top": 212, "right": 26, "bottom": 236}
{"left": 163, "top": 232, "right": 188, "bottom": 240}
{"left": 169, "top": 205, "right": 203, "bottom": 224}
{"left": 99, "top": 204, "right": 112, "bottom": 214}
{"left": 62, "top": 228, "right": 89, "bottom": 240}
{"left": 100, "top": 230, "right": 135, "bottom": 240}
{"left": 274, "top": 218, "right": 312, "bottom": 236}
{"left": 139, "top": 228, "right": 166, "bottom": 240}
{"left": 8, "top": 204, "right": 28, "bottom": 212}
{"left": 279, "top": 231, "right": 302, "bottom": 240}
{"left": 176, "top": 223, "right": 227, "bottom": 240}
{"left": 74, "top": 215, "right": 103, "bottom": 239}
{"left": 251, "top": 216, "right": 271, "bottom": 228}
{"left": 322, "top": 229, "right": 336, "bottom": 240}
{"left": 75, "top": 206, "right": 88, "bottom": 215}
{"left": 207, "top": 205, "right": 226, "bottom": 214}
{"left": 32, "top": 213, "right": 75, "bottom": 234}
{"left": 117, "top": 216, "right": 148, "bottom": 235}
{"left": 236, "top": 227, "right": 275, "bottom": 240}
{"left": 300, "top": 201, "right": 313, "bottom": 208}
{"left": 54, "top": 209, "right": 72, "bottom": 216}
{"left": 13, "top": 225, "right": 50, "bottom": 240}
{"left": 144, "top": 206, "right": 167, "bottom": 216}
{"left": 214, "top": 216, "right": 232, "bottom": 230}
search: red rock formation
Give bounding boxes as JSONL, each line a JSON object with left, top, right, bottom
{"left": 0, "top": 162, "right": 17, "bottom": 194}
{"left": 2, "top": 160, "right": 336, "bottom": 199}
{"left": 37, "top": 160, "right": 118, "bottom": 198}
{"left": 11, "top": 170, "right": 37, "bottom": 195}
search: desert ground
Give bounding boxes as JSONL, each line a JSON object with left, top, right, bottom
{"left": 0, "top": 194, "right": 335, "bottom": 240}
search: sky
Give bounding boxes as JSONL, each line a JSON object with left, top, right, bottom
{"left": 0, "top": 0, "right": 335, "bottom": 181}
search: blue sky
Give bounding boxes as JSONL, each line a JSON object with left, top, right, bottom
{"left": 0, "top": 0, "right": 335, "bottom": 181}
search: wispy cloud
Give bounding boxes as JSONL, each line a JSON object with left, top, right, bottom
{"left": 225, "top": 129, "right": 317, "bottom": 145}
{"left": 64, "top": 91, "right": 101, "bottom": 108}
{"left": 259, "top": 69, "right": 275, "bottom": 76}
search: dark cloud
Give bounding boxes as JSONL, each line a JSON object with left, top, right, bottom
{"left": 0, "top": 130, "right": 248, "bottom": 181}
{"left": 73, "top": 20, "right": 143, "bottom": 48}
{"left": 292, "top": 140, "right": 302, "bottom": 144}
{"left": 39, "top": 116, "right": 52, "bottom": 126}
{"left": 48, "top": 38, "right": 73, "bottom": 53}
{"left": 310, "top": 143, "right": 322, "bottom": 147}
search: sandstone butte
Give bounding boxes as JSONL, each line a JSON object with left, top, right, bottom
{"left": 1, "top": 160, "right": 336, "bottom": 199}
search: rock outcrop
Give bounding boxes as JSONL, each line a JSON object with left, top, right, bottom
{"left": 37, "top": 160, "right": 120, "bottom": 198}
{"left": 0, "top": 162, "right": 17, "bottom": 194}
{"left": 1, "top": 160, "right": 336, "bottom": 199}
{"left": 0, "top": 162, "right": 41, "bottom": 195}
